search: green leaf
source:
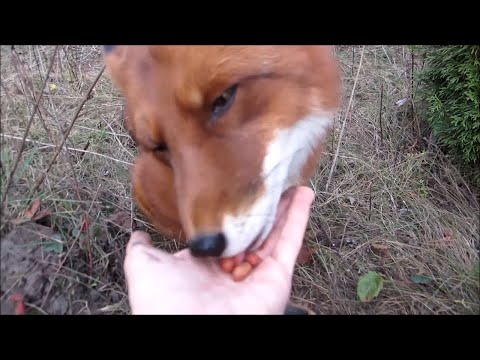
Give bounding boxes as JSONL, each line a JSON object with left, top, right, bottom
{"left": 90, "top": 225, "right": 103, "bottom": 238}
{"left": 72, "top": 228, "right": 81, "bottom": 238}
{"left": 473, "top": 263, "right": 480, "bottom": 279}
{"left": 411, "top": 274, "right": 432, "bottom": 284}
{"left": 43, "top": 234, "right": 64, "bottom": 253}
{"left": 357, "top": 271, "right": 384, "bottom": 302}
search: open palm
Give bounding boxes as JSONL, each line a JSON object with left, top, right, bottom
{"left": 123, "top": 186, "right": 314, "bottom": 315}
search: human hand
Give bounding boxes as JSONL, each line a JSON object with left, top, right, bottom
{"left": 123, "top": 186, "right": 315, "bottom": 315}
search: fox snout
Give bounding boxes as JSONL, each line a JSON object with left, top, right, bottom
{"left": 175, "top": 170, "right": 269, "bottom": 258}
{"left": 188, "top": 232, "right": 227, "bottom": 257}
{"left": 132, "top": 146, "right": 270, "bottom": 259}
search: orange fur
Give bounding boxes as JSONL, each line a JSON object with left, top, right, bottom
{"left": 104, "top": 45, "right": 341, "bottom": 257}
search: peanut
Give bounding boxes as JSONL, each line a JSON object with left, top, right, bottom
{"left": 219, "top": 258, "right": 235, "bottom": 273}
{"left": 245, "top": 252, "right": 262, "bottom": 267}
{"left": 232, "top": 262, "right": 253, "bottom": 282}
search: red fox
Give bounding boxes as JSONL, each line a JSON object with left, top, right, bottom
{"left": 104, "top": 45, "right": 342, "bottom": 282}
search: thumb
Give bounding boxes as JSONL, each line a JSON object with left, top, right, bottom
{"left": 123, "top": 231, "right": 173, "bottom": 315}
{"left": 270, "top": 186, "right": 315, "bottom": 272}
{"left": 124, "top": 231, "right": 168, "bottom": 283}
{"left": 126, "top": 230, "right": 154, "bottom": 255}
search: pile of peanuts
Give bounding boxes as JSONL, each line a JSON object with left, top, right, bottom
{"left": 219, "top": 252, "right": 263, "bottom": 281}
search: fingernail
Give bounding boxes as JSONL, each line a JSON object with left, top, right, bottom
{"left": 298, "top": 186, "right": 315, "bottom": 206}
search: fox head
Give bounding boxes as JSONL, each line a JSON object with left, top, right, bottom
{"left": 104, "top": 45, "right": 341, "bottom": 258}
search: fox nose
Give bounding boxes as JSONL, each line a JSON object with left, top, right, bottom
{"left": 188, "top": 232, "right": 226, "bottom": 257}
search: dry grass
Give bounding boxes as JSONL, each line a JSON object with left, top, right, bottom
{"left": 1, "top": 45, "right": 479, "bottom": 315}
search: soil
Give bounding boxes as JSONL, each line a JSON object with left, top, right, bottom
{"left": 0, "top": 222, "right": 108, "bottom": 315}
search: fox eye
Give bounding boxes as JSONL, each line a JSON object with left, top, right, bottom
{"left": 211, "top": 84, "right": 238, "bottom": 122}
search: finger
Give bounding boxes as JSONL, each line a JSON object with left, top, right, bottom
{"left": 254, "top": 186, "right": 308, "bottom": 260}
{"left": 270, "top": 186, "right": 299, "bottom": 228}
{"left": 124, "top": 231, "right": 151, "bottom": 279}
{"left": 270, "top": 186, "right": 315, "bottom": 272}
{"left": 256, "top": 189, "right": 296, "bottom": 257}
{"left": 173, "top": 248, "right": 191, "bottom": 259}
{"left": 126, "top": 230, "right": 153, "bottom": 255}
{"left": 124, "top": 231, "right": 170, "bottom": 281}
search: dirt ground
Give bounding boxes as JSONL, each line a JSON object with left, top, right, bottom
{"left": 1, "top": 222, "right": 108, "bottom": 314}
{"left": 1, "top": 45, "right": 479, "bottom": 315}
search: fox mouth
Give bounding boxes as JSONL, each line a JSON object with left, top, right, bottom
{"left": 243, "top": 183, "right": 300, "bottom": 255}
{"left": 242, "top": 195, "right": 283, "bottom": 255}
{"left": 218, "top": 192, "right": 287, "bottom": 269}
{"left": 245, "top": 232, "right": 264, "bottom": 253}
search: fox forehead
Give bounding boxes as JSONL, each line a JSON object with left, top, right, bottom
{"left": 148, "top": 45, "right": 294, "bottom": 76}
{"left": 105, "top": 45, "right": 341, "bottom": 153}
{"left": 113, "top": 47, "right": 302, "bottom": 95}
{"left": 106, "top": 45, "right": 340, "bottom": 115}
{"left": 149, "top": 46, "right": 317, "bottom": 96}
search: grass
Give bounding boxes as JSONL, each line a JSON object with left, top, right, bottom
{"left": 1, "top": 45, "right": 479, "bottom": 315}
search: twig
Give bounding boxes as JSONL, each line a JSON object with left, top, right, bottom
{"left": 103, "top": 117, "right": 135, "bottom": 159}
{"left": 351, "top": 47, "right": 355, "bottom": 77}
{"left": 73, "top": 124, "right": 132, "bottom": 138}
{"left": 29, "top": 65, "right": 106, "bottom": 197}
{"left": 331, "top": 115, "right": 336, "bottom": 152}
{"left": 410, "top": 51, "right": 421, "bottom": 141}
{"left": 325, "top": 46, "right": 365, "bottom": 191}
{"left": 40, "top": 184, "right": 102, "bottom": 311}
{"left": 86, "top": 212, "right": 93, "bottom": 276}
{"left": 78, "top": 141, "right": 90, "bottom": 161}
{"left": 24, "top": 302, "right": 48, "bottom": 315}
{"left": 11, "top": 47, "right": 54, "bottom": 142}
{"left": 1, "top": 134, "right": 133, "bottom": 166}
{"left": 1, "top": 46, "right": 59, "bottom": 213}
{"left": 32, "top": 46, "right": 44, "bottom": 83}
{"left": 0, "top": 81, "right": 18, "bottom": 114}
{"left": 382, "top": 46, "right": 392, "bottom": 65}
{"left": 368, "top": 182, "right": 373, "bottom": 221}
{"left": 379, "top": 82, "right": 384, "bottom": 147}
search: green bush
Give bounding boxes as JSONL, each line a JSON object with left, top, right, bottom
{"left": 413, "top": 45, "right": 480, "bottom": 165}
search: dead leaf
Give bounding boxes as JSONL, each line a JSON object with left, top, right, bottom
{"left": 108, "top": 211, "right": 132, "bottom": 229}
{"left": 80, "top": 215, "right": 91, "bottom": 233}
{"left": 314, "top": 228, "right": 331, "bottom": 246}
{"left": 25, "top": 199, "right": 41, "bottom": 218}
{"left": 371, "top": 243, "right": 389, "bottom": 251}
{"left": 297, "top": 245, "right": 313, "bottom": 265}
{"left": 12, "top": 198, "right": 42, "bottom": 224}
{"left": 442, "top": 230, "right": 454, "bottom": 242}
{"left": 371, "top": 243, "right": 390, "bottom": 256}
{"left": 9, "top": 294, "right": 26, "bottom": 315}
{"left": 32, "top": 209, "right": 51, "bottom": 222}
